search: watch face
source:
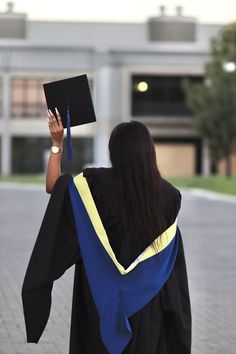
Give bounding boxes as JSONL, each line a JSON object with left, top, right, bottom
{"left": 51, "top": 146, "right": 60, "bottom": 153}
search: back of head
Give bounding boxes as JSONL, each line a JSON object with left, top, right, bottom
{"left": 108, "top": 120, "right": 167, "bottom": 254}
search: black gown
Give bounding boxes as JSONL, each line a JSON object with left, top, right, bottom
{"left": 21, "top": 167, "right": 192, "bottom": 354}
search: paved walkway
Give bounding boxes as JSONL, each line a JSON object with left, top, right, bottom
{"left": 0, "top": 184, "right": 236, "bottom": 354}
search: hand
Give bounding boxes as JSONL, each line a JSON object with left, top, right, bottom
{"left": 47, "top": 108, "right": 64, "bottom": 147}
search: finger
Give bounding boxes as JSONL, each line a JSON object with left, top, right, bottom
{"left": 55, "top": 107, "right": 60, "bottom": 117}
{"left": 49, "top": 110, "right": 58, "bottom": 126}
{"left": 47, "top": 112, "right": 56, "bottom": 132}
{"left": 48, "top": 109, "right": 56, "bottom": 119}
{"left": 52, "top": 117, "right": 58, "bottom": 126}
{"left": 48, "top": 109, "right": 54, "bottom": 117}
{"left": 47, "top": 111, "right": 53, "bottom": 126}
{"left": 48, "top": 109, "right": 54, "bottom": 123}
{"left": 55, "top": 108, "right": 63, "bottom": 127}
{"left": 47, "top": 110, "right": 53, "bottom": 123}
{"left": 47, "top": 115, "right": 50, "bottom": 126}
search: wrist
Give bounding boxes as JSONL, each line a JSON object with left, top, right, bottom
{"left": 51, "top": 145, "right": 63, "bottom": 154}
{"left": 52, "top": 141, "right": 63, "bottom": 148}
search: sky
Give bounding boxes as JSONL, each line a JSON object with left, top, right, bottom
{"left": 0, "top": 0, "right": 236, "bottom": 24}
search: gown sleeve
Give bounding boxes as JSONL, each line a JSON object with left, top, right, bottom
{"left": 21, "top": 173, "right": 81, "bottom": 344}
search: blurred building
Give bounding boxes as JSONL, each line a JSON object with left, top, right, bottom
{"left": 0, "top": 2, "right": 234, "bottom": 176}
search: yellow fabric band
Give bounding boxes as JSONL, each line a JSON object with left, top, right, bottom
{"left": 73, "top": 172, "right": 177, "bottom": 275}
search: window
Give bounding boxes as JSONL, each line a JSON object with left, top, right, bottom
{"left": 11, "top": 78, "right": 48, "bottom": 117}
{"left": 12, "top": 137, "right": 93, "bottom": 174}
{"left": 11, "top": 77, "right": 94, "bottom": 118}
{"left": 132, "top": 75, "right": 203, "bottom": 117}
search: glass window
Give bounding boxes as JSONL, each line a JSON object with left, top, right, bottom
{"left": 12, "top": 137, "right": 93, "bottom": 174}
{"left": 11, "top": 78, "right": 50, "bottom": 118}
{"left": 132, "top": 75, "right": 203, "bottom": 117}
{"left": 11, "top": 77, "right": 94, "bottom": 118}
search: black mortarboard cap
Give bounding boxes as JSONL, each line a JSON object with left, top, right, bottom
{"left": 43, "top": 74, "right": 96, "bottom": 161}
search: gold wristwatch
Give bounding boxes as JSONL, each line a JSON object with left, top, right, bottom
{"left": 51, "top": 145, "right": 63, "bottom": 154}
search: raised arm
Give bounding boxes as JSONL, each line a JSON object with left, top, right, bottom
{"left": 46, "top": 108, "right": 64, "bottom": 194}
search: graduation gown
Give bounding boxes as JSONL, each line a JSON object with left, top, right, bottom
{"left": 21, "top": 167, "right": 192, "bottom": 354}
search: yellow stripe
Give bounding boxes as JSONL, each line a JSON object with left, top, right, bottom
{"left": 73, "top": 172, "right": 177, "bottom": 275}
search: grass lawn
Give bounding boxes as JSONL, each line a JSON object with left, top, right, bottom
{"left": 0, "top": 175, "right": 45, "bottom": 184}
{"left": 1, "top": 174, "right": 236, "bottom": 196}
{"left": 168, "top": 175, "right": 236, "bottom": 196}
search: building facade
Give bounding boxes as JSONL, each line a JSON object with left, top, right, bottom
{"left": 0, "top": 3, "right": 234, "bottom": 177}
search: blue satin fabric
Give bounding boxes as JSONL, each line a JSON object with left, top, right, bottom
{"left": 69, "top": 177, "right": 179, "bottom": 354}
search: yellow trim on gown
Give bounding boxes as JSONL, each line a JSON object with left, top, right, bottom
{"left": 73, "top": 172, "right": 177, "bottom": 275}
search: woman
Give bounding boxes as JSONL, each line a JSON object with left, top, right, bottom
{"left": 22, "top": 109, "right": 192, "bottom": 354}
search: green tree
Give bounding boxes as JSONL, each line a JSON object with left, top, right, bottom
{"left": 184, "top": 23, "right": 236, "bottom": 177}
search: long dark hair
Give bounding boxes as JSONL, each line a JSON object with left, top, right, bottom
{"left": 108, "top": 120, "right": 167, "bottom": 254}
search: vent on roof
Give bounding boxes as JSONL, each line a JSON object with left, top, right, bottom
{"left": 0, "top": 2, "right": 27, "bottom": 39}
{"left": 148, "top": 6, "right": 196, "bottom": 42}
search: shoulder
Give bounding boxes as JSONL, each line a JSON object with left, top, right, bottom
{"left": 80, "top": 168, "right": 113, "bottom": 209}
{"left": 161, "top": 177, "right": 182, "bottom": 214}
{"left": 81, "top": 167, "right": 113, "bottom": 195}
{"left": 82, "top": 167, "right": 113, "bottom": 179}
{"left": 162, "top": 177, "right": 181, "bottom": 198}
{"left": 82, "top": 166, "right": 112, "bottom": 174}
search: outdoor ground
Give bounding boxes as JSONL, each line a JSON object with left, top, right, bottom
{"left": 0, "top": 183, "right": 236, "bottom": 354}
{"left": 0, "top": 174, "right": 236, "bottom": 195}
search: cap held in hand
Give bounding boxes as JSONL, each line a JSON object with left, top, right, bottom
{"left": 43, "top": 74, "right": 97, "bottom": 161}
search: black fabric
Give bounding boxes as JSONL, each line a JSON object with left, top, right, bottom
{"left": 21, "top": 173, "right": 81, "bottom": 342}
{"left": 22, "top": 167, "right": 191, "bottom": 354}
